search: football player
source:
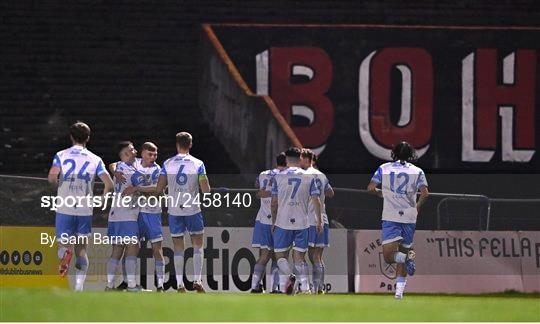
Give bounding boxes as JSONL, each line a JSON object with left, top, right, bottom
{"left": 367, "top": 141, "right": 429, "bottom": 299}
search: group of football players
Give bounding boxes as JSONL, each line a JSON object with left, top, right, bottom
{"left": 48, "top": 122, "right": 209, "bottom": 293}
{"left": 248, "top": 142, "right": 428, "bottom": 299}
{"left": 48, "top": 121, "right": 429, "bottom": 299}
{"left": 249, "top": 148, "right": 333, "bottom": 295}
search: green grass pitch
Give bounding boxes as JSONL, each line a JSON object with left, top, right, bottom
{"left": 1, "top": 288, "right": 539, "bottom": 321}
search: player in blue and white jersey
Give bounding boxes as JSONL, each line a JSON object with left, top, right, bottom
{"left": 105, "top": 141, "right": 142, "bottom": 292}
{"left": 300, "top": 149, "right": 334, "bottom": 294}
{"left": 122, "top": 142, "right": 166, "bottom": 292}
{"left": 367, "top": 141, "right": 429, "bottom": 299}
{"left": 271, "top": 147, "right": 322, "bottom": 295}
{"left": 47, "top": 122, "right": 114, "bottom": 291}
{"left": 250, "top": 152, "right": 287, "bottom": 293}
{"left": 156, "top": 132, "right": 211, "bottom": 293}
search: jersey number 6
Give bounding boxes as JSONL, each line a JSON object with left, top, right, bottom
{"left": 175, "top": 165, "right": 187, "bottom": 185}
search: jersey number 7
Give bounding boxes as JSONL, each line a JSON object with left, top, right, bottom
{"left": 288, "top": 178, "right": 301, "bottom": 199}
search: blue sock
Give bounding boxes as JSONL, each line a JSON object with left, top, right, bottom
{"left": 397, "top": 276, "right": 406, "bottom": 283}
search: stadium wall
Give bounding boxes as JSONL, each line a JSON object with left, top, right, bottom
{"left": 0, "top": 226, "right": 348, "bottom": 293}
{"left": 2, "top": 225, "right": 538, "bottom": 294}
{"left": 199, "top": 25, "right": 301, "bottom": 173}
{"left": 354, "top": 230, "right": 540, "bottom": 293}
{"left": 209, "top": 23, "right": 540, "bottom": 174}
{"left": 4, "top": 1, "right": 539, "bottom": 176}
{"left": 0, "top": 226, "right": 69, "bottom": 288}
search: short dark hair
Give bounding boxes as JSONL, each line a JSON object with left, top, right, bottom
{"left": 391, "top": 141, "right": 416, "bottom": 163}
{"left": 141, "top": 142, "right": 157, "bottom": 152}
{"left": 301, "top": 148, "right": 315, "bottom": 162}
{"left": 285, "top": 147, "right": 302, "bottom": 159}
{"left": 117, "top": 141, "right": 133, "bottom": 154}
{"left": 70, "top": 122, "right": 91, "bottom": 144}
{"left": 176, "top": 132, "right": 192, "bottom": 149}
{"left": 276, "top": 152, "right": 287, "bottom": 167}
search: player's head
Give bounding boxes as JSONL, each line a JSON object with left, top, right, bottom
{"left": 141, "top": 142, "right": 158, "bottom": 164}
{"left": 69, "top": 121, "right": 91, "bottom": 145}
{"left": 300, "top": 148, "right": 315, "bottom": 170}
{"left": 117, "top": 141, "right": 136, "bottom": 162}
{"left": 176, "top": 132, "right": 192, "bottom": 153}
{"left": 276, "top": 152, "right": 287, "bottom": 170}
{"left": 391, "top": 141, "right": 416, "bottom": 164}
{"left": 284, "top": 147, "right": 302, "bottom": 167}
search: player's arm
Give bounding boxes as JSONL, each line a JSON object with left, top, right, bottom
{"left": 196, "top": 163, "right": 210, "bottom": 194}
{"left": 254, "top": 175, "right": 262, "bottom": 199}
{"left": 310, "top": 177, "right": 323, "bottom": 233}
{"left": 417, "top": 186, "right": 429, "bottom": 211}
{"left": 136, "top": 186, "right": 158, "bottom": 194}
{"left": 108, "top": 162, "right": 117, "bottom": 174}
{"left": 109, "top": 162, "right": 126, "bottom": 184}
{"left": 98, "top": 171, "right": 114, "bottom": 221}
{"left": 325, "top": 181, "right": 335, "bottom": 198}
{"left": 156, "top": 175, "right": 167, "bottom": 195}
{"left": 47, "top": 166, "right": 61, "bottom": 185}
{"left": 311, "top": 195, "right": 323, "bottom": 233}
{"left": 199, "top": 176, "right": 210, "bottom": 194}
{"left": 99, "top": 171, "right": 114, "bottom": 194}
{"left": 123, "top": 184, "right": 159, "bottom": 196}
{"left": 367, "top": 166, "right": 383, "bottom": 198}
{"left": 155, "top": 163, "right": 169, "bottom": 195}
{"left": 47, "top": 153, "right": 62, "bottom": 185}
{"left": 416, "top": 170, "right": 429, "bottom": 212}
{"left": 270, "top": 195, "right": 278, "bottom": 228}
{"left": 367, "top": 182, "right": 382, "bottom": 197}
{"left": 270, "top": 179, "right": 278, "bottom": 230}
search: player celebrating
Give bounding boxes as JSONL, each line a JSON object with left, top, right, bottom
{"left": 271, "top": 147, "right": 322, "bottom": 295}
{"left": 47, "top": 121, "right": 114, "bottom": 291}
{"left": 157, "top": 132, "right": 210, "bottom": 293}
{"left": 367, "top": 141, "right": 429, "bottom": 299}
{"left": 105, "top": 141, "right": 142, "bottom": 292}
{"left": 300, "top": 149, "right": 334, "bottom": 294}
{"left": 122, "top": 142, "right": 166, "bottom": 292}
{"left": 250, "top": 152, "right": 287, "bottom": 293}
{"left": 108, "top": 143, "right": 163, "bottom": 291}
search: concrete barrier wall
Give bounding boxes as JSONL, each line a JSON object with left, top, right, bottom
{"left": 1, "top": 225, "right": 538, "bottom": 293}
{"left": 198, "top": 26, "right": 300, "bottom": 173}
{"left": 353, "top": 230, "right": 540, "bottom": 293}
